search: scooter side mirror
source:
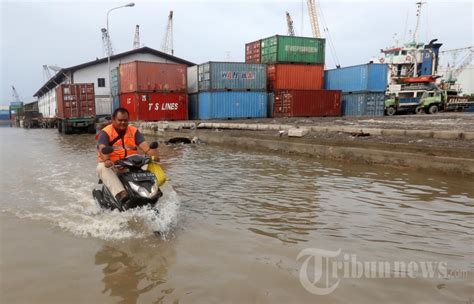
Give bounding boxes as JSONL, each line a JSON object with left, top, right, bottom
{"left": 102, "top": 146, "right": 114, "bottom": 155}
{"left": 149, "top": 141, "right": 158, "bottom": 149}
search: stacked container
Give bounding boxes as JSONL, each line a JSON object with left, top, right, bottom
{"left": 324, "top": 64, "right": 388, "bottom": 116}
{"left": 245, "top": 34, "right": 341, "bottom": 117}
{"left": 187, "top": 62, "right": 268, "bottom": 120}
{"left": 0, "top": 105, "right": 10, "bottom": 121}
{"left": 117, "top": 61, "right": 188, "bottom": 121}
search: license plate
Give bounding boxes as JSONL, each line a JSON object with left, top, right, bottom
{"left": 131, "top": 172, "right": 155, "bottom": 181}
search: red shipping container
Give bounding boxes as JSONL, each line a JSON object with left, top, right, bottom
{"left": 245, "top": 40, "right": 261, "bottom": 63}
{"left": 56, "top": 84, "right": 95, "bottom": 119}
{"left": 272, "top": 90, "right": 341, "bottom": 117}
{"left": 267, "top": 64, "right": 324, "bottom": 91}
{"left": 120, "top": 61, "right": 187, "bottom": 93}
{"left": 139, "top": 92, "right": 187, "bottom": 121}
{"left": 120, "top": 92, "right": 148, "bottom": 121}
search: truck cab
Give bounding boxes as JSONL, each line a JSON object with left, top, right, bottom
{"left": 418, "top": 90, "right": 471, "bottom": 114}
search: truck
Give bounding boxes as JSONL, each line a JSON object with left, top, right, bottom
{"left": 20, "top": 101, "right": 42, "bottom": 128}
{"left": 56, "top": 83, "right": 96, "bottom": 134}
{"left": 384, "top": 90, "right": 424, "bottom": 116}
{"left": 417, "top": 90, "right": 473, "bottom": 114}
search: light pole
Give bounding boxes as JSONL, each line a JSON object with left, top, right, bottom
{"left": 107, "top": 2, "right": 135, "bottom": 114}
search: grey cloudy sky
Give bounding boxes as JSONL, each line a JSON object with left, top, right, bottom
{"left": 0, "top": 0, "right": 472, "bottom": 104}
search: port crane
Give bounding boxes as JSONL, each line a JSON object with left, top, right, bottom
{"left": 101, "top": 28, "right": 113, "bottom": 57}
{"left": 133, "top": 25, "right": 140, "bottom": 49}
{"left": 161, "top": 10, "right": 174, "bottom": 55}
{"left": 11, "top": 86, "right": 21, "bottom": 102}
{"left": 440, "top": 46, "right": 473, "bottom": 84}
{"left": 307, "top": 0, "right": 321, "bottom": 38}
{"left": 306, "top": 0, "right": 340, "bottom": 67}
{"left": 42, "top": 65, "right": 53, "bottom": 82}
{"left": 286, "top": 11, "right": 295, "bottom": 36}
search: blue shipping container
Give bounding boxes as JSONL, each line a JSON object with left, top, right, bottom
{"left": 324, "top": 64, "right": 388, "bottom": 93}
{"left": 0, "top": 113, "right": 10, "bottom": 120}
{"left": 190, "top": 92, "right": 267, "bottom": 120}
{"left": 113, "top": 96, "right": 120, "bottom": 112}
{"left": 111, "top": 67, "right": 120, "bottom": 96}
{"left": 198, "top": 62, "right": 267, "bottom": 92}
{"left": 342, "top": 92, "right": 385, "bottom": 116}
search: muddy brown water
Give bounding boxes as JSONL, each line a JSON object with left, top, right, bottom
{"left": 1, "top": 126, "right": 473, "bottom": 303}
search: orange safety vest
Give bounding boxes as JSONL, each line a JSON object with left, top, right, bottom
{"left": 96, "top": 124, "right": 138, "bottom": 162}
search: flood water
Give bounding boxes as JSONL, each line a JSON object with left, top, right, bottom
{"left": 1, "top": 126, "right": 473, "bottom": 303}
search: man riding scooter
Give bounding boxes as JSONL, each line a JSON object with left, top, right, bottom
{"left": 96, "top": 108, "right": 159, "bottom": 205}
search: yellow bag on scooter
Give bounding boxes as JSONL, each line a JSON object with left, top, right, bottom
{"left": 148, "top": 161, "right": 167, "bottom": 186}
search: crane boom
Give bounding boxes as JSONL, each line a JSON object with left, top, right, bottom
{"left": 11, "top": 86, "right": 21, "bottom": 102}
{"left": 307, "top": 0, "right": 321, "bottom": 38}
{"left": 161, "top": 10, "right": 174, "bottom": 56}
{"left": 286, "top": 11, "right": 295, "bottom": 36}
{"left": 412, "top": 1, "right": 425, "bottom": 42}
{"left": 133, "top": 25, "right": 140, "bottom": 49}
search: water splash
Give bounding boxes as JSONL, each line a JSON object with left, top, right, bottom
{"left": 3, "top": 183, "right": 181, "bottom": 241}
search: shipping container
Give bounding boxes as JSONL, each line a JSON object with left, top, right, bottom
{"left": 197, "top": 62, "right": 267, "bottom": 92}
{"left": 267, "top": 64, "right": 324, "bottom": 91}
{"left": 342, "top": 92, "right": 385, "bottom": 116}
{"left": 111, "top": 67, "right": 120, "bottom": 96}
{"left": 120, "top": 92, "right": 146, "bottom": 121}
{"left": 56, "top": 84, "right": 95, "bottom": 119}
{"left": 10, "top": 101, "right": 23, "bottom": 108}
{"left": 0, "top": 113, "right": 10, "bottom": 120}
{"left": 0, "top": 105, "right": 9, "bottom": 111}
{"left": 113, "top": 96, "right": 120, "bottom": 112}
{"left": 38, "top": 89, "right": 57, "bottom": 119}
{"left": 267, "top": 93, "right": 274, "bottom": 118}
{"left": 120, "top": 61, "right": 187, "bottom": 93}
{"left": 138, "top": 92, "right": 187, "bottom": 121}
{"left": 324, "top": 64, "right": 388, "bottom": 93}
{"left": 245, "top": 40, "right": 261, "bottom": 63}
{"left": 272, "top": 90, "right": 341, "bottom": 118}
{"left": 95, "top": 97, "right": 112, "bottom": 116}
{"left": 120, "top": 92, "right": 187, "bottom": 121}
{"left": 260, "top": 35, "right": 325, "bottom": 64}
{"left": 190, "top": 92, "right": 267, "bottom": 120}
{"left": 187, "top": 66, "right": 198, "bottom": 94}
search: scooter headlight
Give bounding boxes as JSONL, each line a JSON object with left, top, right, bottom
{"left": 129, "top": 182, "right": 159, "bottom": 198}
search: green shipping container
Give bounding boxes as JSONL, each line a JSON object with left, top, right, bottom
{"left": 260, "top": 35, "right": 325, "bottom": 64}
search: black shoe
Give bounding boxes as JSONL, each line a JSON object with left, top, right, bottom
{"left": 115, "top": 190, "right": 129, "bottom": 205}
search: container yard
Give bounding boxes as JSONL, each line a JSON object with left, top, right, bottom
{"left": 1, "top": 1, "right": 473, "bottom": 304}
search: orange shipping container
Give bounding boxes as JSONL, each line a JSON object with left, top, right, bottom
{"left": 120, "top": 61, "right": 187, "bottom": 93}
{"left": 267, "top": 64, "right": 324, "bottom": 91}
{"left": 56, "top": 84, "right": 95, "bottom": 119}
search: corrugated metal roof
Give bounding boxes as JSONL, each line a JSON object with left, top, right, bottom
{"left": 34, "top": 47, "right": 195, "bottom": 98}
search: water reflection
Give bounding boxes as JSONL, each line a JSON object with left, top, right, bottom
{"left": 94, "top": 239, "right": 175, "bottom": 304}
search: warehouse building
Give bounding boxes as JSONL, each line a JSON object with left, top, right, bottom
{"left": 33, "top": 47, "right": 194, "bottom": 120}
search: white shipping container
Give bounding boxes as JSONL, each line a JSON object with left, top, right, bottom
{"left": 38, "top": 89, "right": 57, "bottom": 118}
{"left": 187, "top": 66, "right": 198, "bottom": 94}
{"left": 0, "top": 105, "right": 9, "bottom": 111}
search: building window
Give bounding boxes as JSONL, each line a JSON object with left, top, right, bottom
{"left": 98, "top": 78, "right": 106, "bottom": 87}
